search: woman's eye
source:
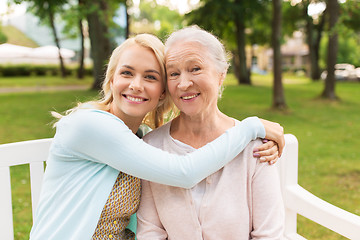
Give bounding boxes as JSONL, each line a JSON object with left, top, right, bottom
{"left": 145, "top": 75, "right": 157, "bottom": 81}
{"left": 170, "top": 72, "right": 179, "bottom": 77}
{"left": 121, "top": 71, "right": 132, "bottom": 76}
{"left": 192, "top": 67, "right": 200, "bottom": 72}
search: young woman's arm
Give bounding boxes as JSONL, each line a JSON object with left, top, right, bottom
{"left": 58, "top": 109, "right": 267, "bottom": 188}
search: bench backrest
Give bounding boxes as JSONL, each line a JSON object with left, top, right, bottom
{"left": 0, "top": 138, "right": 52, "bottom": 240}
{"left": 278, "top": 134, "right": 360, "bottom": 239}
{"left": 1, "top": 134, "right": 359, "bottom": 239}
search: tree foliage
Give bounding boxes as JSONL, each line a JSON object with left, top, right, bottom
{"left": 319, "top": 28, "right": 360, "bottom": 68}
{"left": 11, "top": 0, "right": 128, "bottom": 87}
{"left": 283, "top": 0, "right": 326, "bottom": 81}
{"left": 340, "top": 0, "right": 360, "bottom": 32}
{"left": 186, "top": 0, "right": 272, "bottom": 85}
{"left": 13, "top": 0, "right": 69, "bottom": 77}
{"left": 131, "top": 0, "right": 183, "bottom": 41}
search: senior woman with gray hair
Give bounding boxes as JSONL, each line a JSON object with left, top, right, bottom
{"left": 136, "top": 26, "right": 284, "bottom": 239}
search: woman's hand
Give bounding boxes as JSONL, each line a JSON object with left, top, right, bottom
{"left": 253, "top": 139, "right": 279, "bottom": 165}
{"left": 259, "top": 118, "right": 285, "bottom": 157}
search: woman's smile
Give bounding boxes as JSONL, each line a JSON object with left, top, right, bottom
{"left": 122, "top": 94, "right": 149, "bottom": 103}
{"left": 180, "top": 93, "right": 200, "bottom": 101}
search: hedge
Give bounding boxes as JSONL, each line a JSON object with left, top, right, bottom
{"left": 0, "top": 64, "right": 93, "bottom": 77}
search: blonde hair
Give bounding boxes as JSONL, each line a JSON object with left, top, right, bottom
{"left": 53, "top": 34, "right": 176, "bottom": 129}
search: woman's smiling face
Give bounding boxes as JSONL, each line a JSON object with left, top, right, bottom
{"left": 166, "top": 41, "right": 224, "bottom": 117}
{"left": 110, "top": 44, "right": 165, "bottom": 122}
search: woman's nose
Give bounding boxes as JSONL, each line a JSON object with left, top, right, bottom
{"left": 178, "top": 75, "right": 193, "bottom": 90}
{"left": 129, "top": 76, "right": 144, "bottom": 92}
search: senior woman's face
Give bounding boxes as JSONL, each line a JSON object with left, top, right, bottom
{"left": 166, "top": 41, "right": 224, "bottom": 117}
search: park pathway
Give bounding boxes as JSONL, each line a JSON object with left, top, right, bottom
{"left": 0, "top": 85, "right": 89, "bottom": 94}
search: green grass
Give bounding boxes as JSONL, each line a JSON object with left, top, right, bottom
{"left": 1, "top": 74, "right": 359, "bottom": 239}
{"left": 1, "top": 90, "right": 99, "bottom": 239}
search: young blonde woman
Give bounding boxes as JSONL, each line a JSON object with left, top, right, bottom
{"left": 30, "top": 33, "right": 284, "bottom": 240}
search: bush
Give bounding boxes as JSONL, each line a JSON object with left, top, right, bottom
{"left": 0, "top": 65, "right": 31, "bottom": 76}
{"left": 0, "top": 64, "right": 93, "bottom": 77}
{"left": 0, "top": 31, "right": 7, "bottom": 44}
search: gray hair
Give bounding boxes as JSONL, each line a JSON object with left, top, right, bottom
{"left": 165, "top": 25, "right": 230, "bottom": 98}
{"left": 165, "top": 25, "right": 230, "bottom": 75}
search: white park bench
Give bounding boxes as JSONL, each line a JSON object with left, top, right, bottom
{"left": 0, "top": 134, "right": 359, "bottom": 239}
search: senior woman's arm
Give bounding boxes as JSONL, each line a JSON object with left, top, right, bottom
{"left": 250, "top": 149, "right": 285, "bottom": 239}
{"left": 57, "top": 109, "right": 276, "bottom": 188}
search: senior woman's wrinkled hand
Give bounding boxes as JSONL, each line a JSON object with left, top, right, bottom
{"left": 253, "top": 139, "right": 279, "bottom": 165}
{"left": 258, "top": 118, "right": 285, "bottom": 157}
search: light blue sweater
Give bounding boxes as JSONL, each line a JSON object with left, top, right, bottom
{"left": 30, "top": 109, "right": 265, "bottom": 240}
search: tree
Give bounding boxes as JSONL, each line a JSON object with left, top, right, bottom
{"left": 341, "top": 0, "right": 360, "bottom": 33}
{"left": 272, "top": 0, "right": 287, "bottom": 109}
{"left": 61, "top": 0, "right": 86, "bottom": 79}
{"left": 131, "top": 0, "right": 183, "bottom": 41}
{"left": 233, "top": 0, "right": 250, "bottom": 85}
{"left": 85, "top": 0, "right": 114, "bottom": 90}
{"left": 304, "top": 1, "right": 326, "bottom": 81}
{"left": 187, "top": 0, "right": 271, "bottom": 85}
{"left": 321, "top": 0, "right": 339, "bottom": 100}
{"left": 77, "top": 7, "right": 85, "bottom": 79}
{"left": 13, "top": 0, "right": 127, "bottom": 87}
{"left": 125, "top": 0, "right": 131, "bottom": 38}
{"left": 283, "top": 0, "right": 326, "bottom": 81}
{"left": 62, "top": 0, "right": 127, "bottom": 83}
{"left": 14, "top": 0, "right": 68, "bottom": 78}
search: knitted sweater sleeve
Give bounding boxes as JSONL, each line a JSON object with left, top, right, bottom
{"left": 57, "top": 109, "right": 265, "bottom": 189}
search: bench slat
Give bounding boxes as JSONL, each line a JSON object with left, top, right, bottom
{"left": 0, "top": 139, "right": 52, "bottom": 167}
{"left": 285, "top": 185, "right": 360, "bottom": 239}
{"left": 0, "top": 167, "right": 15, "bottom": 240}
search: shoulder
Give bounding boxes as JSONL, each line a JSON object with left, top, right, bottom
{"left": 143, "top": 121, "right": 171, "bottom": 142}
{"left": 55, "top": 109, "right": 129, "bottom": 145}
{"left": 63, "top": 109, "right": 121, "bottom": 123}
{"left": 58, "top": 109, "right": 124, "bottom": 131}
{"left": 237, "top": 138, "right": 263, "bottom": 161}
{"left": 247, "top": 138, "right": 263, "bottom": 150}
{"left": 229, "top": 138, "right": 263, "bottom": 172}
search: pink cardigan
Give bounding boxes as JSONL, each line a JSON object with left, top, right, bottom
{"left": 137, "top": 121, "right": 284, "bottom": 239}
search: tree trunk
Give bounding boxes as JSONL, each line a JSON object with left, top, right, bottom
{"left": 310, "top": 33, "right": 321, "bottom": 80}
{"left": 272, "top": 0, "right": 287, "bottom": 109}
{"left": 232, "top": 51, "right": 240, "bottom": 81}
{"left": 322, "top": 0, "right": 339, "bottom": 100}
{"left": 125, "top": 0, "right": 130, "bottom": 39}
{"left": 312, "top": 13, "right": 325, "bottom": 80}
{"left": 234, "top": 0, "right": 250, "bottom": 85}
{"left": 249, "top": 44, "right": 255, "bottom": 76}
{"left": 86, "top": 0, "right": 112, "bottom": 90}
{"left": 77, "top": 0, "right": 85, "bottom": 79}
{"left": 306, "top": 16, "right": 317, "bottom": 79}
{"left": 48, "top": 8, "right": 66, "bottom": 78}
{"left": 77, "top": 19, "right": 85, "bottom": 79}
{"left": 306, "top": 6, "right": 325, "bottom": 81}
